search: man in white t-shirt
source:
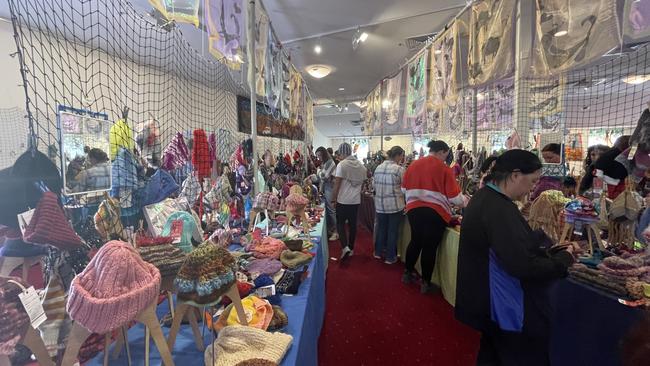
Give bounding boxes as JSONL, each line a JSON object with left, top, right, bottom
{"left": 330, "top": 142, "right": 367, "bottom": 261}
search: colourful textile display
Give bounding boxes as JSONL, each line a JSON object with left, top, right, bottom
{"left": 406, "top": 52, "right": 427, "bottom": 134}
{"left": 206, "top": 0, "right": 245, "bottom": 70}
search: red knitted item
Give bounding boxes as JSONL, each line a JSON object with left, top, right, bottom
{"left": 192, "top": 129, "right": 212, "bottom": 180}
{"left": 136, "top": 235, "right": 174, "bottom": 247}
{"left": 23, "top": 191, "right": 84, "bottom": 250}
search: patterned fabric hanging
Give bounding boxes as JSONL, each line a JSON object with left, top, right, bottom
{"left": 255, "top": 6, "right": 269, "bottom": 96}
{"left": 281, "top": 52, "right": 291, "bottom": 119}
{"left": 382, "top": 70, "right": 402, "bottom": 134}
{"left": 429, "top": 25, "right": 458, "bottom": 108}
{"left": 406, "top": 52, "right": 428, "bottom": 135}
{"left": 528, "top": 76, "right": 565, "bottom": 131}
{"left": 206, "top": 0, "right": 245, "bottom": 70}
{"left": 531, "top": 0, "right": 621, "bottom": 75}
{"left": 149, "top": 0, "right": 201, "bottom": 27}
{"left": 624, "top": 0, "right": 650, "bottom": 42}
{"left": 265, "top": 29, "right": 282, "bottom": 110}
{"left": 468, "top": 0, "right": 516, "bottom": 85}
{"left": 288, "top": 67, "right": 303, "bottom": 126}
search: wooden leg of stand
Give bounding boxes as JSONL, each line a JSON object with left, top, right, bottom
{"left": 0, "top": 256, "right": 22, "bottom": 277}
{"left": 167, "top": 291, "right": 175, "bottom": 318}
{"left": 21, "top": 327, "right": 55, "bottom": 366}
{"left": 144, "top": 326, "right": 150, "bottom": 366}
{"left": 559, "top": 223, "right": 573, "bottom": 244}
{"left": 137, "top": 304, "right": 175, "bottom": 366}
{"left": 60, "top": 322, "right": 92, "bottom": 366}
{"left": 166, "top": 303, "right": 188, "bottom": 350}
{"left": 186, "top": 306, "right": 204, "bottom": 351}
{"left": 123, "top": 327, "right": 132, "bottom": 366}
{"left": 102, "top": 334, "right": 111, "bottom": 366}
{"left": 0, "top": 355, "right": 10, "bottom": 366}
{"left": 111, "top": 326, "right": 126, "bottom": 359}
{"left": 225, "top": 284, "right": 248, "bottom": 326}
{"left": 590, "top": 224, "right": 606, "bottom": 252}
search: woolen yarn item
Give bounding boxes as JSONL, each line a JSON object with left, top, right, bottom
{"left": 192, "top": 129, "right": 212, "bottom": 180}
{"left": 234, "top": 359, "right": 278, "bottom": 366}
{"left": 0, "top": 277, "right": 30, "bottom": 356}
{"left": 252, "top": 275, "right": 281, "bottom": 306}
{"left": 66, "top": 240, "right": 161, "bottom": 334}
{"left": 161, "top": 132, "right": 190, "bottom": 171}
{"left": 222, "top": 295, "right": 273, "bottom": 330}
{"left": 142, "top": 169, "right": 179, "bottom": 206}
{"left": 246, "top": 258, "right": 282, "bottom": 276}
{"left": 174, "top": 242, "right": 237, "bottom": 305}
{"left": 138, "top": 243, "right": 187, "bottom": 278}
{"left": 246, "top": 236, "right": 287, "bottom": 259}
{"left": 161, "top": 211, "right": 202, "bottom": 253}
{"left": 280, "top": 250, "right": 313, "bottom": 269}
{"left": 267, "top": 305, "right": 288, "bottom": 332}
{"left": 23, "top": 191, "right": 84, "bottom": 250}
{"left": 203, "top": 325, "right": 293, "bottom": 366}
{"left": 275, "top": 267, "right": 307, "bottom": 295}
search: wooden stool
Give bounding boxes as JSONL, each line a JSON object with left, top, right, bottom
{"left": 167, "top": 282, "right": 248, "bottom": 352}
{"left": 0, "top": 256, "right": 42, "bottom": 281}
{"left": 60, "top": 301, "right": 174, "bottom": 366}
{"left": 559, "top": 218, "right": 605, "bottom": 255}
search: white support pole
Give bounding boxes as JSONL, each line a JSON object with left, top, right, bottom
{"left": 247, "top": 0, "right": 259, "bottom": 195}
{"left": 513, "top": 0, "right": 534, "bottom": 149}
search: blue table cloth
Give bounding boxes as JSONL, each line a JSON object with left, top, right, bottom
{"left": 88, "top": 218, "right": 328, "bottom": 366}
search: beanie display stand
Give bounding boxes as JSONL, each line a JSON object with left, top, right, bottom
{"left": 0, "top": 255, "right": 42, "bottom": 281}
{"left": 61, "top": 302, "right": 175, "bottom": 366}
{"left": 559, "top": 219, "right": 605, "bottom": 256}
{"left": 167, "top": 282, "right": 248, "bottom": 352}
{"left": 11, "top": 326, "right": 55, "bottom": 366}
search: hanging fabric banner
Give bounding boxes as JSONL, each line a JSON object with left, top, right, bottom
{"left": 427, "top": 105, "right": 442, "bottom": 135}
{"left": 206, "top": 0, "right": 245, "bottom": 70}
{"left": 149, "top": 0, "right": 201, "bottom": 27}
{"left": 363, "top": 85, "right": 377, "bottom": 136}
{"left": 371, "top": 84, "right": 382, "bottom": 133}
{"left": 406, "top": 52, "right": 428, "bottom": 136}
{"left": 382, "top": 71, "right": 402, "bottom": 134}
{"left": 281, "top": 52, "right": 291, "bottom": 119}
{"left": 429, "top": 25, "right": 458, "bottom": 108}
{"left": 528, "top": 77, "right": 565, "bottom": 131}
{"left": 288, "top": 67, "right": 303, "bottom": 127}
{"left": 265, "top": 29, "right": 281, "bottom": 110}
{"left": 468, "top": 0, "right": 516, "bottom": 86}
{"left": 531, "top": 0, "right": 621, "bottom": 75}
{"left": 623, "top": 0, "right": 650, "bottom": 43}
{"left": 255, "top": 6, "right": 269, "bottom": 96}
{"left": 305, "top": 93, "right": 314, "bottom": 142}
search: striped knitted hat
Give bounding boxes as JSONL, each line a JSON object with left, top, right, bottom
{"left": 66, "top": 241, "right": 161, "bottom": 334}
{"left": 138, "top": 243, "right": 187, "bottom": 278}
{"left": 23, "top": 191, "right": 84, "bottom": 250}
{"left": 174, "top": 242, "right": 237, "bottom": 305}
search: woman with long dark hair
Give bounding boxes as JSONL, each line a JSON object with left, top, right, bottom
{"left": 456, "top": 149, "right": 574, "bottom": 365}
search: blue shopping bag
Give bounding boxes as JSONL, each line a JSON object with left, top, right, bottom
{"left": 489, "top": 248, "right": 524, "bottom": 332}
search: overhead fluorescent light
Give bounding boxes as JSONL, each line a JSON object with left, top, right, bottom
{"left": 352, "top": 28, "right": 369, "bottom": 50}
{"left": 306, "top": 64, "right": 333, "bottom": 79}
{"left": 359, "top": 32, "right": 369, "bottom": 42}
{"left": 554, "top": 30, "right": 568, "bottom": 37}
{"left": 622, "top": 75, "right": 650, "bottom": 85}
{"left": 314, "top": 44, "right": 322, "bottom": 54}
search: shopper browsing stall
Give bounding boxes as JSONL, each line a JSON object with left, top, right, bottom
{"left": 372, "top": 146, "right": 406, "bottom": 264}
{"left": 530, "top": 143, "right": 564, "bottom": 200}
{"left": 330, "top": 142, "right": 367, "bottom": 261}
{"left": 316, "top": 146, "right": 338, "bottom": 241}
{"left": 456, "top": 149, "right": 575, "bottom": 365}
{"left": 401, "top": 140, "right": 467, "bottom": 294}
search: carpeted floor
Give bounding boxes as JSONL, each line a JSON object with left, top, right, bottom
{"left": 318, "top": 226, "right": 480, "bottom": 366}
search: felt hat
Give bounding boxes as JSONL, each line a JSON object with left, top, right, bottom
{"left": 280, "top": 250, "right": 313, "bottom": 269}
{"left": 138, "top": 243, "right": 187, "bottom": 278}
{"left": 267, "top": 305, "right": 288, "bottom": 332}
{"left": 174, "top": 242, "right": 237, "bottom": 305}
{"left": 161, "top": 211, "right": 202, "bottom": 253}
{"left": 66, "top": 240, "right": 161, "bottom": 334}
{"left": 246, "top": 258, "right": 282, "bottom": 276}
{"left": 23, "top": 191, "right": 84, "bottom": 250}
{"left": 203, "top": 325, "right": 292, "bottom": 366}
{"left": 0, "top": 277, "right": 30, "bottom": 356}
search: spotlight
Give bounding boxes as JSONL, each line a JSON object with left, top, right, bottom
{"left": 314, "top": 44, "right": 322, "bottom": 54}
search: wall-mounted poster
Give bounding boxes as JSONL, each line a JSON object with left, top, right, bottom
{"left": 58, "top": 106, "right": 111, "bottom": 196}
{"left": 406, "top": 52, "right": 427, "bottom": 135}
{"left": 237, "top": 96, "right": 305, "bottom": 140}
{"left": 206, "top": 0, "right": 245, "bottom": 70}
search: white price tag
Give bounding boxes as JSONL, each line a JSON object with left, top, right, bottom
{"left": 17, "top": 209, "right": 35, "bottom": 235}
{"left": 18, "top": 286, "right": 47, "bottom": 329}
{"left": 255, "top": 284, "right": 276, "bottom": 298}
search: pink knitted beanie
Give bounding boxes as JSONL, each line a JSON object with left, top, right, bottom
{"left": 66, "top": 240, "right": 161, "bottom": 334}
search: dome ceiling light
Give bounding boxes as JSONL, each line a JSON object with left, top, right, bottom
{"left": 306, "top": 64, "right": 333, "bottom": 79}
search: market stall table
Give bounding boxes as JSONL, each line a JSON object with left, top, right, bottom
{"left": 358, "top": 193, "right": 375, "bottom": 233}
{"left": 87, "top": 217, "right": 328, "bottom": 366}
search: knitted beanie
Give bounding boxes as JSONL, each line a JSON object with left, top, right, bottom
{"left": 138, "top": 243, "right": 187, "bottom": 278}
{"left": 0, "top": 277, "right": 30, "bottom": 356}
{"left": 246, "top": 236, "right": 287, "bottom": 260}
{"left": 246, "top": 258, "right": 282, "bottom": 276}
{"left": 267, "top": 305, "right": 288, "bottom": 332}
{"left": 174, "top": 242, "right": 237, "bottom": 305}
{"left": 192, "top": 129, "right": 212, "bottom": 180}
{"left": 235, "top": 360, "right": 278, "bottom": 366}
{"left": 23, "top": 191, "right": 84, "bottom": 250}
{"left": 203, "top": 325, "right": 293, "bottom": 366}
{"left": 215, "top": 295, "right": 273, "bottom": 331}
{"left": 66, "top": 241, "right": 161, "bottom": 334}
{"left": 280, "top": 250, "right": 313, "bottom": 269}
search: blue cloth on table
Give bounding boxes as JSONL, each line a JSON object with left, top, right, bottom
{"left": 87, "top": 216, "right": 328, "bottom": 366}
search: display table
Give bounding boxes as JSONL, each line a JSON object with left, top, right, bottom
{"left": 396, "top": 216, "right": 459, "bottom": 306}
{"left": 358, "top": 193, "right": 375, "bottom": 233}
{"left": 87, "top": 217, "right": 328, "bottom": 366}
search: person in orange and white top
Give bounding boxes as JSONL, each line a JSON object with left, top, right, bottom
{"left": 401, "top": 140, "right": 468, "bottom": 294}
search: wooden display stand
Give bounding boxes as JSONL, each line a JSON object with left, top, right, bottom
{"left": 0, "top": 326, "right": 55, "bottom": 366}
{"left": 0, "top": 255, "right": 42, "bottom": 281}
{"left": 60, "top": 301, "right": 174, "bottom": 366}
{"left": 166, "top": 282, "right": 248, "bottom": 352}
{"left": 559, "top": 217, "right": 605, "bottom": 255}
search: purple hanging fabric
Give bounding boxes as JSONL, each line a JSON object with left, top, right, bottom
{"left": 161, "top": 132, "right": 189, "bottom": 171}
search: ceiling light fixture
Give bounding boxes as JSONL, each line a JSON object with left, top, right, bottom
{"left": 622, "top": 75, "right": 650, "bottom": 85}
{"left": 554, "top": 30, "right": 568, "bottom": 37}
{"left": 338, "top": 87, "right": 345, "bottom": 91}
{"left": 306, "top": 64, "right": 333, "bottom": 79}
{"left": 352, "top": 27, "right": 369, "bottom": 50}
{"left": 359, "top": 32, "right": 369, "bottom": 42}
{"left": 314, "top": 44, "right": 322, "bottom": 55}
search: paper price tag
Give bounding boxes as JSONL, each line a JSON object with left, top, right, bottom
{"left": 170, "top": 219, "right": 184, "bottom": 244}
{"left": 18, "top": 286, "right": 47, "bottom": 329}
{"left": 17, "top": 209, "right": 35, "bottom": 236}
{"left": 255, "top": 284, "right": 276, "bottom": 298}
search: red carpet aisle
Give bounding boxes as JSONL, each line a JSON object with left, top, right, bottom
{"left": 318, "top": 227, "right": 480, "bottom": 366}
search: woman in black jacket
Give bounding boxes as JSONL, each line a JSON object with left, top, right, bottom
{"left": 456, "top": 150, "right": 574, "bottom": 365}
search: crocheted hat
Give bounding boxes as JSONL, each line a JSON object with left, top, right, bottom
{"left": 246, "top": 258, "right": 282, "bottom": 276}
{"left": 66, "top": 241, "right": 161, "bottom": 334}
{"left": 235, "top": 360, "right": 278, "bottom": 366}
{"left": 280, "top": 250, "right": 313, "bottom": 269}
{"left": 0, "top": 277, "right": 30, "bottom": 356}
{"left": 174, "top": 242, "right": 237, "bottom": 305}
{"left": 138, "top": 243, "right": 187, "bottom": 278}
{"left": 246, "top": 236, "right": 287, "bottom": 260}
{"left": 203, "top": 325, "right": 293, "bottom": 366}
{"left": 267, "top": 305, "right": 288, "bottom": 332}
{"left": 23, "top": 191, "right": 84, "bottom": 250}
{"left": 253, "top": 192, "right": 280, "bottom": 212}
{"left": 161, "top": 211, "right": 202, "bottom": 253}
{"left": 214, "top": 295, "right": 273, "bottom": 332}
